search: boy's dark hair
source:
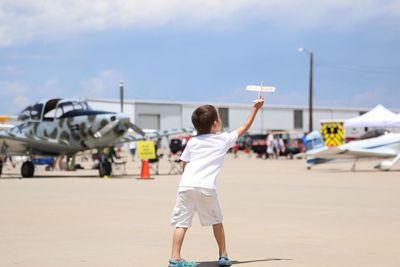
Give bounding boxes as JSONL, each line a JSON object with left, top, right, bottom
{"left": 191, "top": 105, "right": 219, "bottom": 135}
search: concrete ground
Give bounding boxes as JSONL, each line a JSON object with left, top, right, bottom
{"left": 0, "top": 153, "right": 400, "bottom": 267}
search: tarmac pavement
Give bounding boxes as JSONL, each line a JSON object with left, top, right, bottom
{"left": 0, "top": 153, "right": 399, "bottom": 267}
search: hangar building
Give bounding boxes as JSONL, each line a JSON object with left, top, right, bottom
{"left": 87, "top": 98, "right": 375, "bottom": 136}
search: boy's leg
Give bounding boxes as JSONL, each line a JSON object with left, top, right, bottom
{"left": 171, "top": 227, "right": 188, "bottom": 260}
{"left": 213, "top": 223, "right": 228, "bottom": 256}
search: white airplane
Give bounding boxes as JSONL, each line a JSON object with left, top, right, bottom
{"left": 305, "top": 131, "right": 400, "bottom": 171}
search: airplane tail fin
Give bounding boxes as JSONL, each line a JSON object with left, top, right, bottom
{"left": 304, "top": 131, "right": 326, "bottom": 152}
{"left": 304, "top": 131, "right": 331, "bottom": 167}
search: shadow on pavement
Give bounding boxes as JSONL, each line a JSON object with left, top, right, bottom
{"left": 197, "top": 258, "right": 293, "bottom": 266}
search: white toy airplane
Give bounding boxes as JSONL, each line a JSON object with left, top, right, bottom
{"left": 246, "top": 82, "right": 275, "bottom": 101}
{"left": 305, "top": 131, "right": 400, "bottom": 171}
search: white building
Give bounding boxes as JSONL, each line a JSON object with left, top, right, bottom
{"left": 87, "top": 98, "right": 394, "bottom": 136}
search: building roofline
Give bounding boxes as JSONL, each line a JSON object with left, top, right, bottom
{"left": 86, "top": 97, "right": 400, "bottom": 113}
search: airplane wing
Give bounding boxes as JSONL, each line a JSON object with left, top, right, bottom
{"left": 146, "top": 127, "right": 195, "bottom": 139}
{"left": 0, "top": 131, "right": 69, "bottom": 155}
{"left": 342, "top": 148, "right": 397, "bottom": 158}
{"left": 307, "top": 146, "right": 397, "bottom": 159}
{"left": 0, "top": 124, "right": 14, "bottom": 131}
{"left": 119, "top": 127, "right": 195, "bottom": 144}
{"left": 118, "top": 133, "right": 145, "bottom": 143}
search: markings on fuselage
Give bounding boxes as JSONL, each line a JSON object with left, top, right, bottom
{"left": 60, "top": 131, "right": 70, "bottom": 143}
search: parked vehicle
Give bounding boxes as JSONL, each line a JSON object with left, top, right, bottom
{"left": 169, "top": 136, "right": 191, "bottom": 154}
{"left": 276, "top": 131, "right": 305, "bottom": 159}
{"left": 245, "top": 131, "right": 305, "bottom": 159}
{"left": 250, "top": 134, "right": 268, "bottom": 155}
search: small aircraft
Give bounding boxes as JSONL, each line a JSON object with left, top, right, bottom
{"left": 0, "top": 98, "right": 191, "bottom": 178}
{"left": 305, "top": 130, "right": 400, "bottom": 171}
{"left": 0, "top": 115, "right": 17, "bottom": 131}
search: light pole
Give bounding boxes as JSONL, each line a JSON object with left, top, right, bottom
{"left": 298, "top": 48, "right": 314, "bottom": 132}
{"left": 119, "top": 80, "right": 124, "bottom": 112}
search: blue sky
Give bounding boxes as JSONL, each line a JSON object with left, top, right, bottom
{"left": 0, "top": 0, "right": 399, "bottom": 114}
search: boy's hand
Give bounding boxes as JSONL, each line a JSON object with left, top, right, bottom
{"left": 253, "top": 97, "right": 264, "bottom": 110}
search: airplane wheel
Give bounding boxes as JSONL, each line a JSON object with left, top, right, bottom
{"left": 99, "top": 161, "right": 112, "bottom": 177}
{"left": 21, "top": 161, "right": 35, "bottom": 178}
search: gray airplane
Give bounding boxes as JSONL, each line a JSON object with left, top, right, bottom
{"left": 0, "top": 98, "right": 190, "bottom": 178}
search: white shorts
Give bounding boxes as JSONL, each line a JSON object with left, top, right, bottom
{"left": 170, "top": 188, "right": 223, "bottom": 228}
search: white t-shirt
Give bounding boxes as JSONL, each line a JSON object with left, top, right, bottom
{"left": 179, "top": 130, "right": 238, "bottom": 191}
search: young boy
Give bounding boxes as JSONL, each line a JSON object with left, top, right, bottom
{"left": 169, "top": 98, "right": 264, "bottom": 267}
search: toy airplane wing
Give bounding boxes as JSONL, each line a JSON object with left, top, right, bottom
{"left": 246, "top": 85, "right": 276, "bottom": 92}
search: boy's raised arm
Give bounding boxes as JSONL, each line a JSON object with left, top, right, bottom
{"left": 236, "top": 97, "right": 264, "bottom": 137}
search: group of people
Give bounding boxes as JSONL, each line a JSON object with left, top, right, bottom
{"left": 265, "top": 130, "right": 286, "bottom": 159}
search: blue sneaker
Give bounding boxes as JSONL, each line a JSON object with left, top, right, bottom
{"left": 168, "top": 259, "right": 198, "bottom": 267}
{"left": 218, "top": 256, "right": 232, "bottom": 266}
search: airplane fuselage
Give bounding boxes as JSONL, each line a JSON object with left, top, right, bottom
{"left": 0, "top": 112, "right": 130, "bottom": 156}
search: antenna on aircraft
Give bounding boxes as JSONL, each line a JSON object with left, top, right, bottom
{"left": 246, "top": 81, "right": 276, "bottom": 102}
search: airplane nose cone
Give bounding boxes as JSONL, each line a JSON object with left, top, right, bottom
{"left": 115, "top": 113, "right": 130, "bottom": 123}
{"left": 112, "top": 113, "right": 131, "bottom": 135}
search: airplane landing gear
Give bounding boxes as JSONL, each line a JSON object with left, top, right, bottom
{"left": 99, "top": 160, "right": 112, "bottom": 177}
{"left": 351, "top": 159, "right": 358, "bottom": 172}
{"left": 21, "top": 161, "right": 35, "bottom": 178}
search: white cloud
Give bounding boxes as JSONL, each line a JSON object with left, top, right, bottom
{"left": 81, "top": 70, "right": 123, "bottom": 98}
{"left": 0, "top": 81, "right": 28, "bottom": 95}
{"left": 0, "top": 81, "right": 30, "bottom": 113}
{"left": 0, "top": 65, "right": 24, "bottom": 75}
{"left": 1, "top": 0, "right": 399, "bottom": 46}
{"left": 11, "top": 95, "right": 30, "bottom": 113}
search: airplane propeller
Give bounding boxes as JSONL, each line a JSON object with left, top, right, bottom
{"left": 128, "top": 122, "right": 145, "bottom": 137}
{"left": 93, "top": 116, "right": 146, "bottom": 139}
{"left": 94, "top": 119, "right": 120, "bottom": 138}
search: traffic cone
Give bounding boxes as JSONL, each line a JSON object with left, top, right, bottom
{"left": 137, "top": 159, "right": 154, "bottom": 180}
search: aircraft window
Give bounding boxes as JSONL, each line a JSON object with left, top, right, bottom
{"left": 18, "top": 106, "right": 32, "bottom": 121}
{"left": 30, "top": 104, "right": 43, "bottom": 121}
{"left": 62, "top": 103, "right": 74, "bottom": 114}
{"left": 43, "top": 99, "right": 61, "bottom": 121}
{"left": 44, "top": 109, "right": 57, "bottom": 119}
{"left": 54, "top": 101, "right": 91, "bottom": 118}
{"left": 55, "top": 107, "right": 64, "bottom": 118}
{"left": 73, "top": 101, "right": 90, "bottom": 111}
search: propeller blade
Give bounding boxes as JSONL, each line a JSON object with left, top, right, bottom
{"left": 128, "top": 122, "right": 146, "bottom": 137}
{"left": 94, "top": 119, "right": 119, "bottom": 138}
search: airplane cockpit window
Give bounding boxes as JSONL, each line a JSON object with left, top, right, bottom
{"left": 30, "top": 103, "right": 43, "bottom": 121}
{"left": 18, "top": 106, "right": 32, "bottom": 121}
{"left": 17, "top": 104, "right": 43, "bottom": 121}
{"left": 55, "top": 100, "right": 91, "bottom": 118}
{"left": 43, "top": 99, "right": 61, "bottom": 121}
